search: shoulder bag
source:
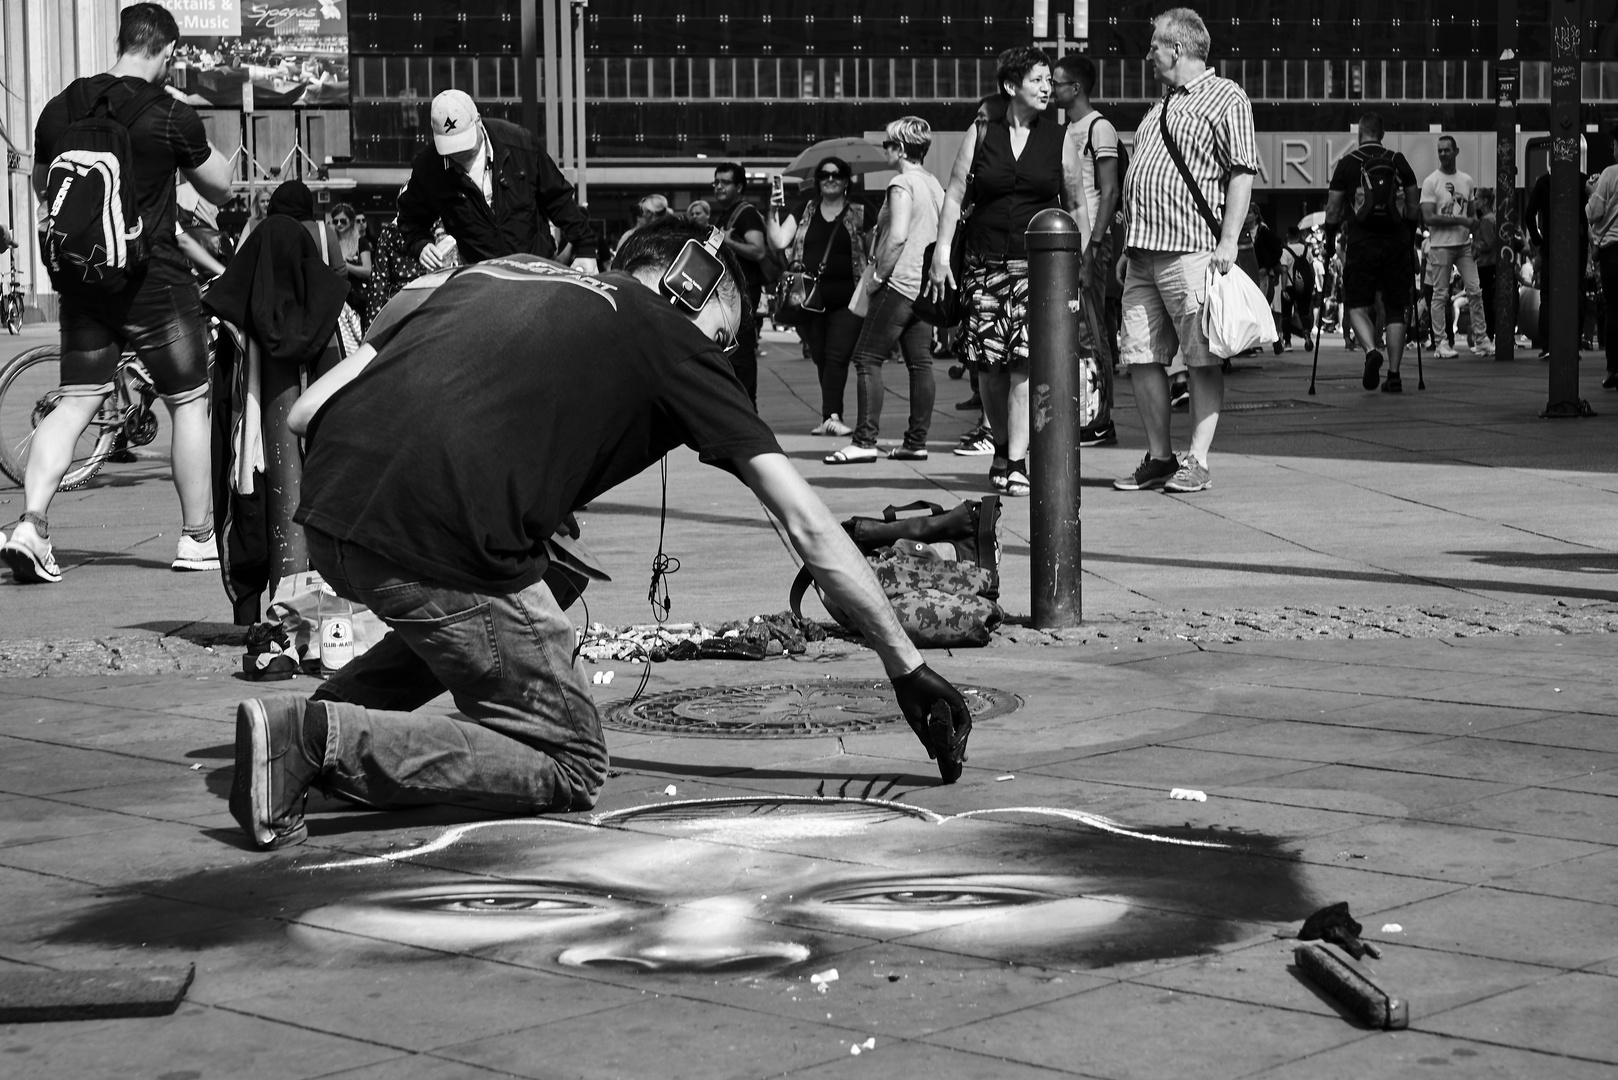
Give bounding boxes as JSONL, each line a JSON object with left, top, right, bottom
{"left": 914, "top": 117, "right": 987, "bottom": 328}
{"left": 772, "top": 203, "right": 837, "bottom": 327}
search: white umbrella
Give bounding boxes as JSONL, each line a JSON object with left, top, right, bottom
{"left": 1298, "top": 211, "right": 1326, "bottom": 232}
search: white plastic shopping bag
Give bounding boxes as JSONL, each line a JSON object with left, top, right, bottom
{"left": 1201, "top": 264, "right": 1279, "bottom": 358}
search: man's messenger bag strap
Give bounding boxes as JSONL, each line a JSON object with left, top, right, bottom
{"left": 1158, "top": 94, "right": 1222, "bottom": 241}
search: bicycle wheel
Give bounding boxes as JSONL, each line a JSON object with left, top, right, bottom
{"left": 2, "top": 294, "right": 20, "bottom": 335}
{"left": 0, "top": 345, "right": 117, "bottom": 489}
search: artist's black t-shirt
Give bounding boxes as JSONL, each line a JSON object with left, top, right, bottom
{"left": 34, "top": 75, "right": 211, "bottom": 286}
{"left": 297, "top": 258, "right": 783, "bottom": 594}
{"left": 1327, "top": 145, "right": 1418, "bottom": 245}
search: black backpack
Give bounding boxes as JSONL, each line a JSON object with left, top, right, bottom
{"left": 1352, "top": 147, "right": 1406, "bottom": 225}
{"left": 1082, "top": 115, "right": 1131, "bottom": 196}
{"left": 1286, "top": 244, "right": 1315, "bottom": 300}
{"left": 40, "top": 80, "right": 167, "bottom": 293}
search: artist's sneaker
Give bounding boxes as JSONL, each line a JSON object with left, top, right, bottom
{"left": 172, "top": 534, "right": 220, "bottom": 572}
{"left": 1, "top": 521, "right": 61, "bottom": 584}
{"left": 1435, "top": 343, "right": 1459, "bottom": 358}
{"left": 1113, "top": 452, "right": 1179, "bottom": 491}
{"left": 230, "top": 698, "right": 323, "bottom": 851}
{"left": 1079, "top": 419, "right": 1117, "bottom": 447}
{"left": 1163, "top": 455, "right": 1213, "bottom": 493}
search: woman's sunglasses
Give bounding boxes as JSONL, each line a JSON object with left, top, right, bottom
{"left": 818, "top": 172, "right": 846, "bottom": 182}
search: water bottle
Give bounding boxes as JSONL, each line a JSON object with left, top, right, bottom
{"left": 318, "top": 587, "right": 354, "bottom": 674}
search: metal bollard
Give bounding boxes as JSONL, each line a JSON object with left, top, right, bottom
{"left": 259, "top": 349, "right": 308, "bottom": 587}
{"left": 1025, "top": 208, "right": 1084, "bottom": 628}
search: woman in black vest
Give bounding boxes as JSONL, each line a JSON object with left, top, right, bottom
{"left": 927, "top": 47, "right": 1070, "bottom": 498}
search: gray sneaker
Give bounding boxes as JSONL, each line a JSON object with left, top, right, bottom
{"left": 230, "top": 697, "right": 323, "bottom": 851}
{"left": 1113, "top": 453, "right": 1180, "bottom": 491}
{"left": 1163, "top": 455, "right": 1212, "bottom": 493}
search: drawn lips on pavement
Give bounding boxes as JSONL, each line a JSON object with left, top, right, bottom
{"left": 52, "top": 797, "right": 1315, "bottom": 976}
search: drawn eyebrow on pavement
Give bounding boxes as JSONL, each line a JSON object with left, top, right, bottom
{"left": 303, "top": 795, "right": 1229, "bottom": 871}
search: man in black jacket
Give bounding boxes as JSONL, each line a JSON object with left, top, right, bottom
{"left": 399, "top": 89, "right": 597, "bottom": 273}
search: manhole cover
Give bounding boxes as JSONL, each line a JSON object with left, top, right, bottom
{"left": 604, "top": 679, "right": 1021, "bottom": 738}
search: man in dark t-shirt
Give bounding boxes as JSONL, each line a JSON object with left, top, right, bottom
{"left": 228, "top": 220, "right": 974, "bottom": 852}
{"left": 709, "top": 162, "right": 769, "bottom": 406}
{"left": 1324, "top": 112, "right": 1420, "bottom": 392}
{"left": 3, "top": 4, "right": 234, "bottom": 586}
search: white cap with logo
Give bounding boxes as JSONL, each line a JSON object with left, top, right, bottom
{"left": 431, "top": 89, "right": 480, "bottom": 155}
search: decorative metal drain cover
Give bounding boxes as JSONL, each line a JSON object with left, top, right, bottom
{"left": 604, "top": 679, "right": 1021, "bottom": 738}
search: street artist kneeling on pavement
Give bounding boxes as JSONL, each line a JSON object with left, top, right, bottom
{"left": 230, "top": 218, "right": 974, "bottom": 852}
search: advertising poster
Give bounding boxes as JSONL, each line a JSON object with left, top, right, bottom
{"left": 127, "top": 0, "right": 350, "bottom": 109}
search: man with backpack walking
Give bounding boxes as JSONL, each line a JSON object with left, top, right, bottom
{"left": 3, "top": 4, "right": 234, "bottom": 584}
{"left": 1324, "top": 112, "right": 1420, "bottom": 392}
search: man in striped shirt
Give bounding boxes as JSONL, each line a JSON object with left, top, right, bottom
{"left": 1112, "top": 7, "right": 1258, "bottom": 495}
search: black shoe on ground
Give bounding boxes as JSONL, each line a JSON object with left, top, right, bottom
{"left": 1362, "top": 348, "right": 1384, "bottom": 390}
{"left": 955, "top": 394, "right": 982, "bottom": 411}
{"left": 1382, "top": 371, "right": 1403, "bottom": 393}
{"left": 230, "top": 697, "right": 323, "bottom": 851}
{"left": 1169, "top": 382, "right": 1190, "bottom": 410}
{"left": 1079, "top": 419, "right": 1117, "bottom": 447}
{"left": 1113, "top": 452, "right": 1179, "bottom": 491}
{"left": 1603, "top": 372, "right": 1618, "bottom": 390}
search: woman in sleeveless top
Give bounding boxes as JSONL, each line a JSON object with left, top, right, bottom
{"left": 824, "top": 117, "right": 947, "bottom": 463}
{"left": 768, "top": 156, "right": 868, "bottom": 436}
{"left": 926, "top": 47, "right": 1071, "bottom": 498}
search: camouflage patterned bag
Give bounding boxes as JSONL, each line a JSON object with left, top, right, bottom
{"left": 790, "top": 545, "right": 1003, "bottom": 649}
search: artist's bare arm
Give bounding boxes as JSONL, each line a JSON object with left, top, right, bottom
{"left": 288, "top": 343, "right": 376, "bottom": 436}
{"left": 734, "top": 453, "right": 923, "bottom": 678}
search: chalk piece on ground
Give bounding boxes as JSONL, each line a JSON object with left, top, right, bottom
{"left": 0, "top": 965, "right": 195, "bottom": 1022}
{"left": 995, "top": 774, "right": 1015, "bottom": 781}
{"left": 1169, "top": 788, "right": 1208, "bottom": 802}
{"left": 1293, "top": 944, "right": 1408, "bottom": 1030}
{"left": 810, "top": 968, "right": 839, "bottom": 993}
{"left": 863, "top": 1037, "right": 876, "bottom": 1049}
{"left": 1381, "top": 923, "right": 1402, "bottom": 933}
{"left": 662, "top": 784, "right": 677, "bottom": 796}
{"left": 603, "top": 670, "right": 615, "bottom": 684}
{"left": 850, "top": 1045, "right": 861, "bottom": 1055}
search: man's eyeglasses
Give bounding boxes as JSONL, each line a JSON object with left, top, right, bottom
{"left": 712, "top": 178, "right": 739, "bottom": 188}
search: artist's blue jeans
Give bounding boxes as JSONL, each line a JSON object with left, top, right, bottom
{"left": 306, "top": 529, "right": 606, "bottom": 813}
{"left": 851, "top": 284, "right": 935, "bottom": 450}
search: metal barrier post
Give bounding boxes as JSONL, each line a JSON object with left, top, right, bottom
{"left": 1025, "top": 208, "right": 1084, "bottom": 628}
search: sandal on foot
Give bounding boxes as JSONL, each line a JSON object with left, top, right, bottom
{"left": 824, "top": 446, "right": 880, "bottom": 464}
{"left": 989, "top": 457, "right": 1010, "bottom": 492}
{"left": 1005, "top": 460, "right": 1030, "bottom": 497}
{"left": 888, "top": 446, "right": 929, "bottom": 460}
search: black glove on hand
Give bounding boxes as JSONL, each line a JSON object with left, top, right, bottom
{"left": 891, "top": 664, "right": 972, "bottom": 784}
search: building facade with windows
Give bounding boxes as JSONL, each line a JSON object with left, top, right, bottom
{"left": 341, "top": 0, "right": 1618, "bottom": 248}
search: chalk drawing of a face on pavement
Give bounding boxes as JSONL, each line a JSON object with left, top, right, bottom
{"left": 282, "top": 797, "right": 1315, "bottom": 974}
{"left": 50, "top": 797, "right": 1314, "bottom": 976}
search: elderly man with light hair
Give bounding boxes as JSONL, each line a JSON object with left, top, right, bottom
{"left": 1112, "top": 7, "right": 1257, "bottom": 496}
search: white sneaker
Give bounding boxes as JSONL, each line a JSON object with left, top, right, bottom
{"left": 1435, "top": 344, "right": 1459, "bottom": 358}
{"left": 1472, "top": 341, "right": 1494, "bottom": 355}
{"left": 2, "top": 521, "right": 62, "bottom": 584}
{"left": 173, "top": 534, "right": 220, "bottom": 572}
{"left": 809, "top": 414, "right": 853, "bottom": 437}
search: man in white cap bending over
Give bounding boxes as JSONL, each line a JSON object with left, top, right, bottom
{"left": 399, "top": 88, "right": 598, "bottom": 273}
